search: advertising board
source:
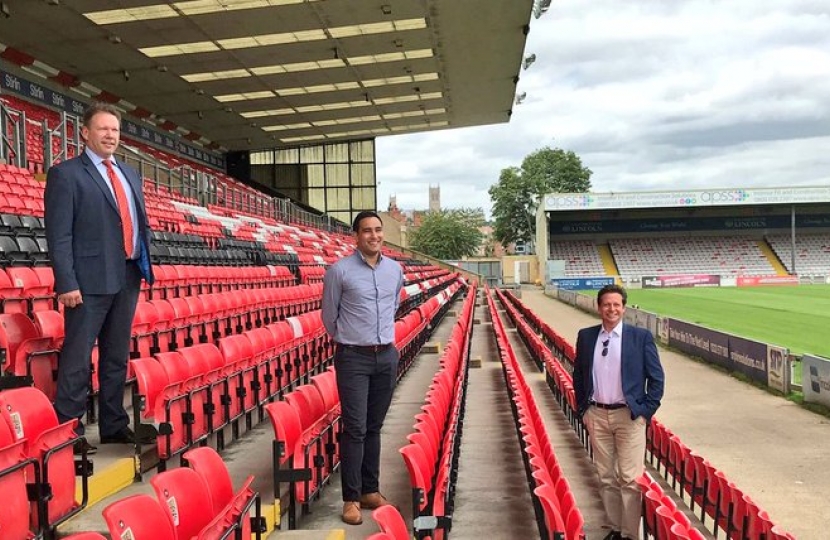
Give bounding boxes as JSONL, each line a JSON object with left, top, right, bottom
{"left": 642, "top": 275, "right": 721, "bottom": 288}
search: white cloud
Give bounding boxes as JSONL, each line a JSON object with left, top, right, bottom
{"left": 377, "top": 0, "right": 830, "bottom": 213}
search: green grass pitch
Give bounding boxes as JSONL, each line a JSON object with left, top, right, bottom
{"left": 625, "top": 285, "right": 830, "bottom": 360}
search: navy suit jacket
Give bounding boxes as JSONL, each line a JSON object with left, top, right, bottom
{"left": 573, "top": 323, "right": 665, "bottom": 421}
{"left": 44, "top": 151, "right": 154, "bottom": 296}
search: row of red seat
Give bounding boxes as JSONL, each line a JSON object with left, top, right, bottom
{"left": 147, "top": 264, "right": 297, "bottom": 300}
{"left": 399, "top": 280, "right": 475, "bottom": 539}
{"left": 648, "top": 419, "right": 795, "bottom": 540}
{"left": 265, "top": 368, "right": 341, "bottom": 529}
{"left": 72, "top": 446, "right": 260, "bottom": 540}
{"left": 0, "top": 265, "right": 55, "bottom": 315}
{"left": 132, "top": 309, "right": 331, "bottom": 465}
{"left": 0, "top": 386, "right": 90, "bottom": 539}
{"left": 639, "top": 472, "right": 705, "bottom": 540}
{"left": 0, "top": 283, "right": 325, "bottom": 401}
{"left": 489, "top": 288, "right": 585, "bottom": 540}
{"left": 499, "top": 290, "right": 797, "bottom": 540}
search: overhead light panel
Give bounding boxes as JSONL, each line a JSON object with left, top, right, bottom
{"left": 84, "top": 0, "right": 319, "bottom": 25}
{"left": 181, "top": 49, "right": 433, "bottom": 82}
{"left": 139, "top": 18, "right": 426, "bottom": 58}
{"left": 214, "top": 90, "right": 276, "bottom": 102}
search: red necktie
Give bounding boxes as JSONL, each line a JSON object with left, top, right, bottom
{"left": 104, "top": 159, "right": 134, "bottom": 258}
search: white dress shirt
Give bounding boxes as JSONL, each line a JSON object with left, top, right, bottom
{"left": 591, "top": 321, "right": 626, "bottom": 405}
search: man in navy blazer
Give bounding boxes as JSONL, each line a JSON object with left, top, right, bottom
{"left": 573, "top": 284, "right": 664, "bottom": 540}
{"left": 45, "top": 102, "right": 154, "bottom": 454}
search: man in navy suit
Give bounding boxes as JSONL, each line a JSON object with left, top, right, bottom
{"left": 45, "top": 102, "right": 154, "bottom": 454}
{"left": 573, "top": 284, "right": 664, "bottom": 540}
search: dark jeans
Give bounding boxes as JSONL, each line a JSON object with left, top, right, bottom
{"left": 334, "top": 345, "right": 398, "bottom": 502}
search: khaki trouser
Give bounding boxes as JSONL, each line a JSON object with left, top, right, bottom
{"left": 585, "top": 406, "right": 647, "bottom": 540}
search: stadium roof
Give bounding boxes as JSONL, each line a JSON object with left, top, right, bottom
{"left": 0, "top": 0, "right": 534, "bottom": 151}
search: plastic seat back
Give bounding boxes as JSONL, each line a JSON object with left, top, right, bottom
{"left": 183, "top": 446, "right": 234, "bottom": 514}
{"left": 0, "top": 441, "right": 34, "bottom": 540}
{"left": 130, "top": 357, "right": 171, "bottom": 421}
{"left": 264, "top": 400, "right": 303, "bottom": 465}
{"left": 0, "top": 386, "right": 59, "bottom": 445}
{"left": 32, "top": 421, "right": 81, "bottom": 527}
{"left": 399, "top": 443, "right": 433, "bottom": 511}
{"left": 534, "top": 484, "right": 567, "bottom": 539}
{"left": 285, "top": 385, "right": 326, "bottom": 431}
{"left": 372, "top": 505, "right": 409, "bottom": 540}
{"left": 103, "top": 494, "right": 176, "bottom": 540}
{"left": 150, "top": 467, "right": 214, "bottom": 540}
{"left": 0, "top": 312, "right": 40, "bottom": 372}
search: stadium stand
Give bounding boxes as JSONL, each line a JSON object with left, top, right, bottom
{"left": 767, "top": 233, "right": 830, "bottom": 275}
{"left": 399, "top": 280, "right": 473, "bottom": 539}
{"left": 489, "top": 289, "right": 585, "bottom": 540}
{"left": 611, "top": 236, "right": 776, "bottom": 278}
{"left": 549, "top": 240, "right": 606, "bottom": 277}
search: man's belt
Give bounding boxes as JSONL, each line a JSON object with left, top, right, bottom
{"left": 590, "top": 401, "right": 627, "bottom": 410}
{"left": 337, "top": 343, "right": 393, "bottom": 354}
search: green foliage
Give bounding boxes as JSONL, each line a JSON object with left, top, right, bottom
{"left": 410, "top": 208, "right": 485, "bottom": 260}
{"left": 489, "top": 146, "right": 592, "bottom": 248}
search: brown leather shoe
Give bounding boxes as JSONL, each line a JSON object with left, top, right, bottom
{"left": 341, "top": 501, "right": 362, "bottom": 525}
{"left": 359, "top": 492, "right": 393, "bottom": 510}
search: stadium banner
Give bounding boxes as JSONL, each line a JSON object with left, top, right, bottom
{"left": 736, "top": 275, "right": 799, "bottom": 287}
{"left": 550, "top": 277, "right": 614, "bottom": 290}
{"left": 548, "top": 214, "right": 830, "bottom": 235}
{"left": 766, "top": 346, "right": 790, "bottom": 394}
{"left": 667, "top": 319, "right": 767, "bottom": 384}
{"left": 543, "top": 187, "right": 830, "bottom": 212}
{"left": 0, "top": 68, "right": 224, "bottom": 169}
{"left": 803, "top": 355, "right": 830, "bottom": 408}
{"left": 642, "top": 275, "right": 721, "bottom": 288}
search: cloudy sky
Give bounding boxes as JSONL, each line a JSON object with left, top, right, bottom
{"left": 375, "top": 0, "right": 830, "bottom": 215}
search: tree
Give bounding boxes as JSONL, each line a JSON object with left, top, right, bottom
{"left": 489, "top": 146, "right": 592, "bottom": 249}
{"left": 410, "top": 208, "right": 485, "bottom": 260}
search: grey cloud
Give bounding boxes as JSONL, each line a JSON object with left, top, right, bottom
{"left": 377, "top": 0, "right": 830, "bottom": 212}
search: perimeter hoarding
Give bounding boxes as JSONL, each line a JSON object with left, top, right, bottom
{"left": 667, "top": 319, "right": 768, "bottom": 384}
{"left": 550, "top": 277, "right": 614, "bottom": 291}
{"left": 736, "top": 276, "right": 799, "bottom": 286}
{"left": 543, "top": 187, "right": 830, "bottom": 211}
{"left": 803, "top": 355, "right": 830, "bottom": 408}
{"left": 642, "top": 275, "right": 721, "bottom": 288}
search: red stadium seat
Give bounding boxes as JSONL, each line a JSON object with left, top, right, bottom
{"left": 534, "top": 484, "right": 567, "bottom": 540}
{"left": 102, "top": 494, "right": 176, "bottom": 540}
{"left": 372, "top": 505, "right": 409, "bottom": 540}
{"left": 182, "top": 446, "right": 256, "bottom": 539}
{"left": 0, "top": 441, "right": 37, "bottom": 540}
{"left": 264, "top": 399, "right": 308, "bottom": 529}
{"left": 150, "top": 467, "right": 214, "bottom": 539}
{"left": 0, "top": 387, "right": 86, "bottom": 535}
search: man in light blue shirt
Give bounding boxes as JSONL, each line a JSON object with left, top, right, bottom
{"left": 322, "top": 210, "right": 404, "bottom": 525}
